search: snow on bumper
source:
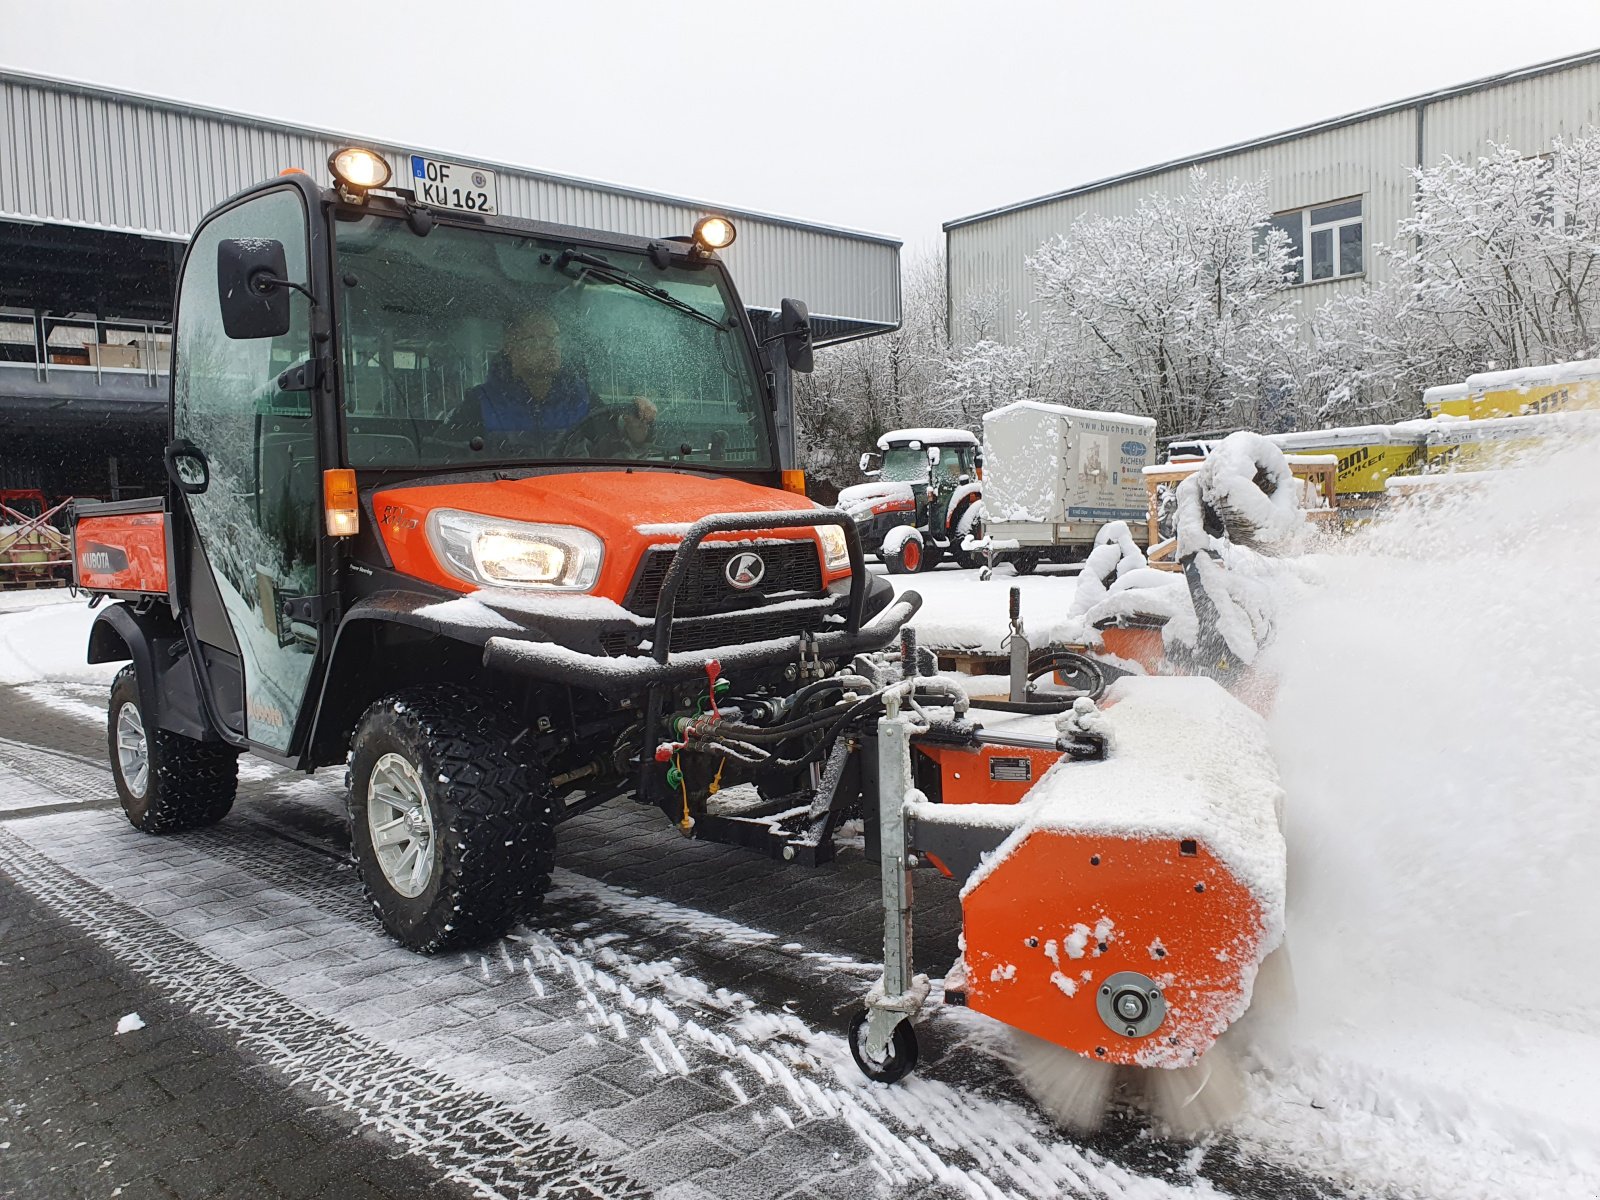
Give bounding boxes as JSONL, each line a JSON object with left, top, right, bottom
{"left": 481, "top": 591, "right": 923, "bottom": 690}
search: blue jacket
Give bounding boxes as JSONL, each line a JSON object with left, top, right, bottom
{"left": 469, "top": 357, "right": 591, "bottom": 435}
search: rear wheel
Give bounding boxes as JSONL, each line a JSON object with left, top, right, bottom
{"left": 884, "top": 533, "right": 926, "bottom": 575}
{"left": 348, "top": 685, "right": 557, "bottom": 953}
{"left": 108, "top": 666, "right": 238, "bottom": 833}
{"left": 1009, "top": 552, "right": 1040, "bottom": 576}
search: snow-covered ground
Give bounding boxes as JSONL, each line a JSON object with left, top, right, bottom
{"left": 880, "top": 560, "right": 1088, "bottom": 652}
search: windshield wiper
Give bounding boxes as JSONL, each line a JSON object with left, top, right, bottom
{"left": 554, "top": 249, "right": 727, "bottom": 330}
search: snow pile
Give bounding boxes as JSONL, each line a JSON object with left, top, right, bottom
{"left": 0, "top": 591, "right": 115, "bottom": 687}
{"left": 115, "top": 1012, "right": 145, "bottom": 1035}
{"left": 1241, "top": 432, "right": 1600, "bottom": 1196}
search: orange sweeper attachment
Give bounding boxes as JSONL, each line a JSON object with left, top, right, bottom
{"left": 847, "top": 585, "right": 1287, "bottom": 1135}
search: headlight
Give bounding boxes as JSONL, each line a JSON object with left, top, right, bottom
{"left": 425, "top": 510, "right": 603, "bottom": 591}
{"left": 817, "top": 523, "right": 851, "bottom": 572}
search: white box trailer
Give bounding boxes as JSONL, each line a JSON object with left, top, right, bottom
{"left": 981, "top": 401, "right": 1156, "bottom": 571}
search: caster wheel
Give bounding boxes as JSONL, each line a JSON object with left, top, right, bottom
{"left": 848, "top": 1009, "right": 919, "bottom": 1083}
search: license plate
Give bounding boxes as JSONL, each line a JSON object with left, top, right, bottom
{"left": 409, "top": 155, "right": 498, "bottom": 214}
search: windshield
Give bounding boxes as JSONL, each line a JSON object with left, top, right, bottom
{"left": 880, "top": 445, "right": 972, "bottom": 484}
{"left": 333, "top": 213, "right": 774, "bottom": 471}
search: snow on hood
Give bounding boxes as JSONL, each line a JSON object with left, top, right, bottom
{"left": 836, "top": 480, "right": 914, "bottom": 516}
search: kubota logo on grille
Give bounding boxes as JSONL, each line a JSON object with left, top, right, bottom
{"left": 724, "top": 552, "right": 766, "bottom": 590}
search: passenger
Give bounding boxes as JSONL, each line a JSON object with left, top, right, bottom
{"left": 468, "top": 309, "right": 592, "bottom": 437}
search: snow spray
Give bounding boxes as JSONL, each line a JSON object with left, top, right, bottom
{"left": 1252, "top": 432, "right": 1600, "bottom": 1184}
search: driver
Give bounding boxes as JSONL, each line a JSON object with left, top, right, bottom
{"left": 468, "top": 309, "right": 591, "bottom": 436}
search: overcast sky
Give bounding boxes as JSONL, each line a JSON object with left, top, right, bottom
{"left": 5, "top": 0, "right": 1599, "bottom": 253}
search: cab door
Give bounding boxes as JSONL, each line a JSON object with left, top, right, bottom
{"left": 170, "top": 186, "right": 324, "bottom": 755}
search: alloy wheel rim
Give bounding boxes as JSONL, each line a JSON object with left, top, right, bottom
{"left": 115, "top": 702, "right": 149, "bottom": 799}
{"left": 367, "top": 752, "right": 436, "bottom": 898}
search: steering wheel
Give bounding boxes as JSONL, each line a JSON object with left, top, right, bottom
{"left": 553, "top": 419, "right": 599, "bottom": 458}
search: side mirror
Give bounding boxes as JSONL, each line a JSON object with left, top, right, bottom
{"left": 217, "top": 238, "right": 293, "bottom": 340}
{"left": 164, "top": 438, "right": 211, "bottom": 495}
{"left": 779, "top": 297, "right": 814, "bottom": 373}
{"left": 927, "top": 447, "right": 941, "bottom": 467}
{"left": 859, "top": 451, "right": 882, "bottom": 476}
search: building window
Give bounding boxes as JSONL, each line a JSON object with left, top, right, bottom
{"left": 1269, "top": 197, "right": 1363, "bottom": 284}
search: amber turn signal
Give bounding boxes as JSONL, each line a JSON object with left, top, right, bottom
{"left": 324, "top": 469, "right": 360, "bottom": 537}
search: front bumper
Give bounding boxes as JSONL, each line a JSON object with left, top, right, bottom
{"left": 479, "top": 508, "right": 915, "bottom": 692}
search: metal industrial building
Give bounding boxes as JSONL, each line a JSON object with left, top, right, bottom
{"left": 945, "top": 49, "right": 1600, "bottom": 348}
{"left": 0, "top": 69, "right": 901, "bottom": 501}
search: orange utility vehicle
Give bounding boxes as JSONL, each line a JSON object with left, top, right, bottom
{"left": 73, "top": 148, "right": 920, "bottom": 951}
{"left": 72, "top": 151, "right": 1281, "bottom": 1119}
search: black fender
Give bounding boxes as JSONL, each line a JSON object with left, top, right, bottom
{"left": 304, "top": 590, "right": 515, "bottom": 767}
{"left": 86, "top": 602, "right": 217, "bottom": 742}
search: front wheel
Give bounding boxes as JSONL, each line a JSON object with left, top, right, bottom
{"left": 348, "top": 686, "right": 557, "bottom": 953}
{"left": 848, "top": 1010, "right": 919, "bottom": 1083}
{"left": 883, "top": 532, "right": 926, "bottom": 575}
{"left": 108, "top": 666, "right": 237, "bottom": 834}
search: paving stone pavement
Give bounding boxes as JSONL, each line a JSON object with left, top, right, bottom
{"left": 0, "top": 871, "right": 482, "bottom": 1200}
{"left": 0, "top": 681, "right": 1350, "bottom": 1200}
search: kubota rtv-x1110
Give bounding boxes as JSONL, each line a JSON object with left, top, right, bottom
{"left": 73, "top": 148, "right": 916, "bottom": 951}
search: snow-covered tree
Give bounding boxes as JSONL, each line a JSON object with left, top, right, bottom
{"left": 1300, "top": 131, "right": 1600, "bottom": 424}
{"left": 1023, "top": 170, "right": 1301, "bottom": 440}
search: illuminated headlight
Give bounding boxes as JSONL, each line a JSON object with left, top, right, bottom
{"left": 329, "top": 146, "right": 392, "bottom": 193}
{"left": 693, "top": 215, "right": 736, "bottom": 251}
{"left": 817, "top": 524, "right": 851, "bottom": 572}
{"left": 425, "top": 510, "right": 602, "bottom": 591}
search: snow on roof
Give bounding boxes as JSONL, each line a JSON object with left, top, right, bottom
{"left": 876, "top": 428, "right": 978, "bottom": 449}
{"left": 1268, "top": 424, "right": 1427, "bottom": 451}
{"left": 1465, "top": 358, "right": 1600, "bottom": 393}
{"left": 1422, "top": 382, "right": 1470, "bottom": 402}
{"left": 982, "top": 400, "right": 1156, "bottom": 430}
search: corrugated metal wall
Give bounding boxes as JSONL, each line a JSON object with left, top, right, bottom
{"left": 1423, "top": 60, "right": 1600, "bottom": 160}
{"left": 947, "top": 55, "right": 1600, "bottom": 347}
{"left": 0, "top": 71, "right": 900, "bottom": 332}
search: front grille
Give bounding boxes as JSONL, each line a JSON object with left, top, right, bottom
{"left": 625, "top": 541, "right": 823, "bottom": 616}
{"left": 599, "top": 606, "right": 835, "bottom": 657}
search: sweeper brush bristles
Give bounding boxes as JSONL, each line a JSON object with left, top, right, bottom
{"left": 1009, "top": 1029, "right": 1118, "bottom": 1132}
{"left": 1138, "top": 1035, "right": 1245, "bottom": 1138}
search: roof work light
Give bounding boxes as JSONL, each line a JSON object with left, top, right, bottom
{"left": 693, "top": 215, "right": 737, "bottom": 253}
{"left": 329, "top": 147, "right": 392, "bottom": 199}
